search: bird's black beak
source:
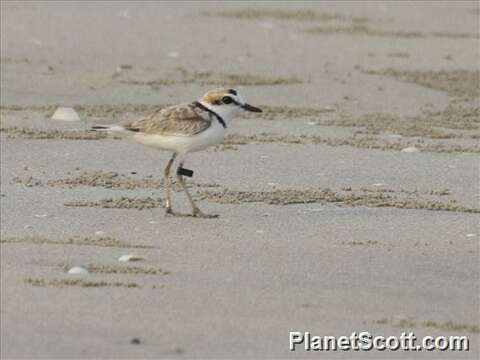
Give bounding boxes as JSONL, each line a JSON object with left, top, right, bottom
{"left": 242, "top": 103, "right": 262, "bottom": 112}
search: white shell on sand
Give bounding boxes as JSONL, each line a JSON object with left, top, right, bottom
{"left": 118, "top": 254, "right": 144, "bottom": 262}
{"left": 466, "top": 233, "right": 477, "bottom": 237}
{"left": 68, "top": 266, "right": 88, "bottom": 275}
{"left": 401, "top": 146, "right": 420, "bottom": 153}
{"left": 51, "top": 107, "right": 80, "bottom": 122}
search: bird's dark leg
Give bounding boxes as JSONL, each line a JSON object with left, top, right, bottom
{"left": 164, "top": 153, "right": 176, "bottom": 216}
{"left": 176, "top": 162, "right": 218, "bottom": 219}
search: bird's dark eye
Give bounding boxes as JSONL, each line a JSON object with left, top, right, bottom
{"left": 222, "top": 96, "right": 233, "bottom": 104}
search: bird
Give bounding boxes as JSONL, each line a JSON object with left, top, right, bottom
{"left": 91, "top": 88, "right": 262, "bottom": 218}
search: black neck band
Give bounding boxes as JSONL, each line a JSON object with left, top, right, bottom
{"left": 194, "top": 101, "right": 227, "bottom": 129}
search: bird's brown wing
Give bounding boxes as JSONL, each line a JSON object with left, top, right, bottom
{"left": 125, "top": 103, "right": 211, "bottom": 136}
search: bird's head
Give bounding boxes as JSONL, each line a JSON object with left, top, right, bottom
{"left": 199, "top": 88, "right": 262, "bottom": 120}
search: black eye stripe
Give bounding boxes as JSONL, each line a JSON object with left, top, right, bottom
{"left": 228, "top": 89, "right": 237, "bottom": 96}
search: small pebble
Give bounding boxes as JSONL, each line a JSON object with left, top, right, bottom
{"left": 51, "top": 107, "right": 80, "bottom": 122}
{"left": 130, "top": 338, "right": 141, "bottom": 345}
{"left": 168, "top": 51, "right": 179, "bottom": 58}
{"left": 401, "top": 146, "right": 420, "bottom": 153}
{"left": 466, "top": 234, "right": 477, "bottom": 237}
{"left": 68, "top": 266, "right": 88, "bottom": 275}
{"left": 119, "top": 254, "right": 144, "bottom": 262}
{"left": 95, "top": 231, "right": 105, "bottom": 236}
{"left": 372, "top": 183, "right": 386, "bottom": 187}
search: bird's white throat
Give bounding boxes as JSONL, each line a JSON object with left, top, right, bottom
{"left": 198, "top": 100, "right": 242, "bottom": 125}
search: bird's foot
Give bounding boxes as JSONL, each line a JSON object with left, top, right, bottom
{"left": 165, "top": 207, "right": 218, "bottom": 219}
{"left": 165, "top": 208, "right": 191, "bottom": 218}
{"left": 192, "top": 208, "right": 219, "bottom": 219}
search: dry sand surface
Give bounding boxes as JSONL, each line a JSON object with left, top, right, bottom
{"left": 1, "top": 1, "right": 479, "bottom": 359}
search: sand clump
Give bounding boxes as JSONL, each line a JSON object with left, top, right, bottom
{"left": 305, "top": 24, "right": 479, "bottom": 39}
{"left": 0, "top": 126, "right": 107, "bottom": 140}
{"left": 119, "top": 67, "right": 303, "bottom": 88}
{"left": 1, "top": 57, "right": 31, "bottom": 64}
{"left": 11, "top": 176, "right": 44, "bottom": 187}
{"left": 320, "top": 106, "right": 480, "bottom": 138}
{"left": 223, "top": 132, "right": 480, "bottom": 154}
{"left": 11, "top": 170, "right": 219, "bottom": 190}
{"left": 306, "top": 24, "right": 424, "bottom": 38}
{"left": 1, "top": 236, "right": 154, "bottom": 249}
{"left": 203, "top": 8, "right": 373, "bottom": 23}
{"left": 388, "top": 52, "right": 410, "bottom": 58}
{"left": 58, "top": 186, "right": 479, "bottom": 213}
{"left": 363, "top": 68, "right": 480, "bottom": 99}
{"left": 83, "top": 264, "right": 170, "bottom": 275}
{"left": 197, "top": 188, "right": 479, "bottom": 213}
{"left": 341, "top": 240, "right": 379, "bottom": 247}
{"left": 24, "top": 278, "right": 140, "bottom": 288}
{"left": 64, "top": 196, "right": 165, "bottom": 210}
{"left": 374, "top": 318, "right": 480, "bottom": 333}
{"left": 48, "top": 170, "right": 165, "bottom": 190}
{"left": 421, "top": 320, "right": 480, "bottom": 333}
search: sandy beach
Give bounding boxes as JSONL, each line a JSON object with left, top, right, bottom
{"left": 1, "top": 1, "right": 479, "bottom": 359}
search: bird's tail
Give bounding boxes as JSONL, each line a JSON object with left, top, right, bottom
{"left": 90, "top": 125, "right": 132, "bottom": 136}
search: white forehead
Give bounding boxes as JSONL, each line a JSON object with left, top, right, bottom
{"left": 230, "top": 91, "right": 245, "bottom": 105}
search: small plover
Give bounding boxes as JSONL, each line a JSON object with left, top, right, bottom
{"left": 92, "top": 88, "right": 262, "bottom": 218}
